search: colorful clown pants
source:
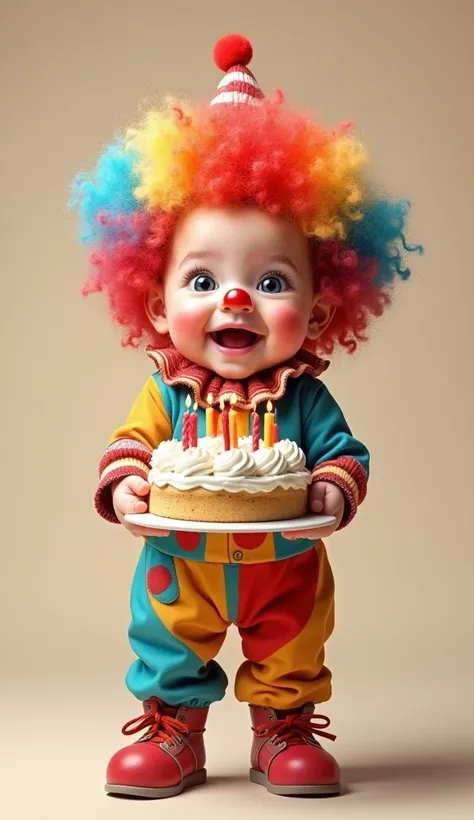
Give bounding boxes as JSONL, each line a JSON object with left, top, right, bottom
{"left": 127, "top": 540, "right": 335, "bottom": 710}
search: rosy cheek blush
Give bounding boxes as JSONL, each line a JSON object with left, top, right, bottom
{"left": 271, "top": 305, "right": 306, "bottom": 342}
{"left": 170, "top": 303, "right": 210, "bottom": 339}
{"left": 173, "top": 314, "right": 199, "bottom": 336}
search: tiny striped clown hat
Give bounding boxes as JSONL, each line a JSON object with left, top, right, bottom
{"left": 211, "top": 34, "right": 264, "bottom": 106}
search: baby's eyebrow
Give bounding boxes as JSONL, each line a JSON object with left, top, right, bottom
{"left": 178, "top": 251, "right": 222, "bottom": 269}
{"left": 265, "top": 254, "right": 299, "bottom": 273}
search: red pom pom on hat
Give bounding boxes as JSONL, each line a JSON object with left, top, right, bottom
{"left": 211, "top": 34, "right": 263, "bottom": 107}
{"left": 213, "top": 34, "right": 253, "bottom": 71}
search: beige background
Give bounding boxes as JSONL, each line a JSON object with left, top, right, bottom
{"left": 1, "top": 0, "right": 473, "bottom": 817}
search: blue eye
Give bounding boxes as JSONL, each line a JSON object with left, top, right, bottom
{"left": 189, "top": 274, "right": 218, "bottom": 292}
{"left": 257, "top": 275, "right": 289, "bottom": 294}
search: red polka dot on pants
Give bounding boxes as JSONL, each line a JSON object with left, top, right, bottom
{"left": 233, "top": 532, "right": 267, "bottom": 550}
{"left": 147, "top": 566, "right": 172, "bottom": 595}
{"left": 176, "top": 531, "right": 201, "bottom": 551}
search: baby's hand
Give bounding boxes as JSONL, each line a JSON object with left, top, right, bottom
{"left": 112, "top": 476, "right": 170, "bottom": 538}
{"left": 282, "top": 481, "right": 345, "bottom": 541}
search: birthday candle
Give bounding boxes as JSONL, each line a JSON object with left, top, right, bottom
{"left": 264, "top": 400, "right": 275, "bottom": 448}
{"left": 191, "top": 402, "right": 198, "bottom": 448}
{"left": 272, "top": 408, "right": 279, "bottom": 444}
{"left": 206, "top": 393, "right": 218, "bottom": 437}
{"left": 183, "top": 394, "right": 192, "bottom": 450}
{"left": 229, "top": 393, "right": 238, "bottom": 449}
{"left": 251, "top": 407, "right": 260, "bottom": 451}
{"left": 220, "top": 398, "right": 230, "bottom": 451}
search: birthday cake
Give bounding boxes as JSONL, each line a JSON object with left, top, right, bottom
{"left": 148, "top": 435, "right": 312, "bottom": 523}
{"left": 147, "top": 395, "right": 312, "bottom": 523}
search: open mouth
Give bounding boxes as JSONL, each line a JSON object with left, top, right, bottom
{"left": 210, "top": 328, "right": 262, "bottom": 352}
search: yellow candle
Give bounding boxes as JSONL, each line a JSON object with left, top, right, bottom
{"left": 264, "top": 400, "right": 275, "bottom": 447}
{"left": 229, "top": 392, "right": 238, "bottom": 449}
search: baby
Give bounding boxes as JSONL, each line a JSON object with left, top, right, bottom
{"left": 71, "top": 34, "right": 420, "bottom": 799}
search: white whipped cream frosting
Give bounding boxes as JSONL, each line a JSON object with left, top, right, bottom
{"left": 149, "top": 471, "right": 311, "bottom": 494}
{"left": 148, "top": 434, "right": 310, "bottom": 493}
{"left": 173, "top": 447, "right": 214, "bottom": 476}
{"left": 253, "top": 447, "right": 287, "bottom": 476}
{"left": 214, "top": 449, "right": 258, "bottom": 477}
{"left": 198, "top": 436, "right": 224, "bottom": 456}
{"left": 238, "top": 435, "right": 264, "bottom": 453}
{"left": 150, "top": 439, "right": 182, "bottom": 472}
{"left": 275, "top": 439, "right": 306, "bottom": 472}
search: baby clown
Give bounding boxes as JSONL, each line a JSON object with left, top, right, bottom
{"left": 118, "top": 206, "right": 345, "bottom": 544}
{"left": 71, "top": 34, "right": 419, "bottom": 800}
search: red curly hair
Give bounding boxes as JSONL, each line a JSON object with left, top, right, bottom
{"left": 85, "top": 212, "right": 387, "bottom": 354}
{"left": 74, "top": 98, "right": 418, "bottom": 354}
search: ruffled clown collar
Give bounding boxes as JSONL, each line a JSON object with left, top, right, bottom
{"left": 146, "top": 344, "right": 329, "bottom": 410}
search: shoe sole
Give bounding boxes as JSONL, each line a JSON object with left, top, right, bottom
{"left": 105, "top": 768, "right": 207, "bottom": 799}
{"left": 250, "top": 768, "right": 341, "bottom": 796}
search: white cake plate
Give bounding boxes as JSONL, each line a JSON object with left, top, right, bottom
{"left": 124, "top": 512, "right": 336, "bottom": 534}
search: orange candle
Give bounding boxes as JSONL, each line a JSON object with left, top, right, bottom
{"left": 264, "top": 401, "right": 275, "bottom": 447}
{"left": 206, "top": 393, "right": 218, "bottom": 437}
{"left": 229, "top": 392, "right": 238, "bottom": 449}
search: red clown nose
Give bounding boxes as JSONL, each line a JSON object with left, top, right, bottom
{"left": 221, "top": 288, "right": 255, "bottom": 313}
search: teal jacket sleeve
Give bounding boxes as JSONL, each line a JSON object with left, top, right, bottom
{"left": 301, "top": 380, "right": 370, "bottom": 528}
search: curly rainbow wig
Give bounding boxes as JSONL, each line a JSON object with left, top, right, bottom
{"left": 70, "top": 34, "right": 421, "bottom": 353}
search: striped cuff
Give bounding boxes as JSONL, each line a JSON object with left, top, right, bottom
{"left": 311, "top": 457, "right": 368, "bottom": 529}
{"left": 95, "top": 439, "right": 152, "bottom": 523}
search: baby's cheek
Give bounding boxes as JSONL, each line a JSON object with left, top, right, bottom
{"left": 169, "top": 305, "right": 207, "bottom": 341}
{"left": 172, "top": 313, "right": 198, "bottom": 337}
{"left": 271, "top": 305, "right": 307, "bottom": 343}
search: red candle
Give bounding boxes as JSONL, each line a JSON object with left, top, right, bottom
{"left": 251, "top": 410, "right": 260, "bottom": 451}
{"left": 182, "top": 416, "right": 190, "bottom": 449}
{"left": 220, "top": 400, "right": 230, "bottom": 451}
{"left": 182, "top": 394, "right": 192, "bottom": 449}
{"left": 190, "top": 402, "right": 198, "bottom": 448}
{"left": 271, "top": 423, "right": 279, "bottom": 445}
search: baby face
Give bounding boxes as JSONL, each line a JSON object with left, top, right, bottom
{"left": 148, "top": 207, "right": 326, "bottom": 379}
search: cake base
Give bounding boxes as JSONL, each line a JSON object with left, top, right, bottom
{"left": 149, "top": 484, "right": 308, "bottom": 523}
